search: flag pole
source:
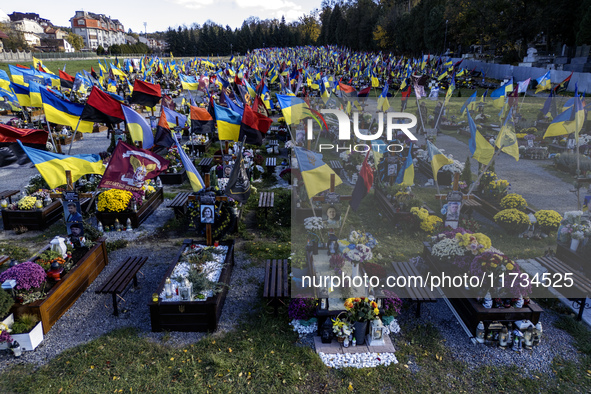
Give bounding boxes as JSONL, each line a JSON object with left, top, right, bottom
{"left": 67, "top": 119, "right": 82, "bottom": 155}
{"left": 518, "top": 90, "right": 527, "bottom": 112}
{"left": 45, "top": 120, "right": 60, "bottom": 153}
{"left": 433, "top": 99, "right": 446, "bottom": 131}
{"left": 338, "top": 205, "right": 350, "bottom": 238}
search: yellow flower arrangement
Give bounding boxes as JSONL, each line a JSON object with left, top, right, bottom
{"left": 516, "top": 133, "right": 527, "bottom": 139}
{"left": 17, "top": 196, "right": 38, "bottom": 210}
{"left": 97, "top": 189, "right": 133, "bottom": 213}
{"left": 456, "top": 232, "right": 492, "bottom": 253}
{"left": 506, "top": 263, "right": 514, "bottom": 271}
{"left": 410, "top": 207, "right": 429, "bottom": 221}
{"left": 420, "top": 215, "right": 443, "bottom": 233}
{"left": 494, "top": 209, "right": 531, "bottom": 234}
{"left": 500, "top": 193, "right": 527, "bottom": 211}
{"left": 534, "top": 210, "right": 563, "bottom": 234}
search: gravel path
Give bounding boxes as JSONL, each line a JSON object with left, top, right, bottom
{"left": 430, "top": 134, "right": 579, "bottom": 213}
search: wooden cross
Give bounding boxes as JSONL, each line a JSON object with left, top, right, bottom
{"left": 435, "top": 173, "right": 476, "bottom": 201}
{"left": 187, "top": 173, "right": 227, "bottom": 246}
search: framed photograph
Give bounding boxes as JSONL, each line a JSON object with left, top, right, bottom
{"left": 63, "top": 200, "right": 83, "bottom": 235}
{"left": 387, "top": 164, "right": 398, "bottom": 176}
{"left": 200, "top": 204, "right": 215, "bottom": 224}
{"left": 446, "top": 201, "right": 461, "bottom": 222}
{"left": 322, "top": 204, "right": 341, "bottom": 228}
{"left": 223, "top": 164, "right": 233, "bottom": 178}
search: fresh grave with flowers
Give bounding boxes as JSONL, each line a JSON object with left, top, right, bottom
{"left": 424, "top": 228, "right": 544, "bottom": 339}
{"left": 4, "top": 233, "right": 108, "bottom": 335}
{"left": 149, "top": 240, "right": 234, "bottom": 332}
{"left": 95, "top": 180, "right": 163, "bottom": 229}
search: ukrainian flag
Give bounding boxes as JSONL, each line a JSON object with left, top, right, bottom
{"left": 163, "top": 106, "right": 187, "bottom": 128}
{"left": 28, "top": 80, "right": 43, "bottom": 108}
{"left": 460, "top": 91, "right": 477, "bottom": 116}
{"left": 9, "top": 65, "right": 32, "bottom": 86}
{"left": 396, "top": 143, "right": 415, "bottom": 186}
{"left": 543, "top": 95, "right": 585, "bottom": 139}
{"left": 490, "top": 85, "right": 506, "bottom": 109}
{"left": 122, "top": 105, "right": 154, "bottom": 149}
{"left": 0, "top": 70, "right": 11, "bottom": 91}
{"left": 179, "top": 74, "right": 199, "bottom": 90}
{"left": 535, "top": 71, "right": 551, "bottom": 93}
{"left": 294, "top": 147, "right": 342, "bottom": 199}
{"left": 17, "top": 140, "right": 105, "bottom": 189}
{"left": 0, "top": 87, "right": 20, "bottom": 110}
{"left": 173, "top": 134, "right": 204, "bottom": 192}
{"left": 11, "top": 83, "right": 31, "bottom": 107}
{"left": 503, "top": 78, "right": 514, "bottom": 95}
{"left": 40, "top": 88, "right": 93, "bottom": 133}
{"left": 276, "top": 94, "right": 313, "bottom": 125}
{"left": 371, "top": 140, "right": 387, "bottom": 169}
{"left": 377, "top": 83, "right": 390, "bottom": 112}
{"left": 214, "top": 103, "right": 241, "bottom": 141}
{"left": 496, "top": 108, "right": 519, "bottom": 161}
{"left": 467, "top": 110, "right": 494, "bottom": 165}
{"left": 426, "top": 140, "right": 453, "bottom": 182}
{"left": 111, "top": 65, "right": 127, "bottom": 78}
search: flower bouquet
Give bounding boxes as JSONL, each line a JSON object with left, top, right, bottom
{"left": 97, "top": 189, "right": 133, "bottom": 213}
{"left": 534, "top": 210, "right": 562, "bottom": 235}
{"left": 344, "top": 297, "right": 379, "bottom": 322}
{"left": 493, "top": 209, "right": 531, "bottom": 234}
{"left": 332, "top": 315, "right": 353, "bottom": 342}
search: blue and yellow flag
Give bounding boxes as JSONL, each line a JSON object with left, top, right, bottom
{"left": 396, "top": 143, "right": 414, "bottom": 186}
{"left": 276, "top": 94, "right": 313, "bottom": 125}
{"left": 17, "top": 140, "right": 105, "bottom": 189}
{"left": 535, "top": 71, "right": 551, "bottom": 94}
{"left": 163, "top": 106, "right": 187, "bottom": 128}
{"left": 543, "top": 95, "right": 585, "bottom": 139}
{"left": 40, "top": 88, "right": 94, "bottom": 133}
{"left": 496, "top": 108, "right": 519, "bottom": 161}
{"left": 467, "top": 110, "right": 494, "bottom": 165}
{"left": 28, "top": 80, "right": 43, "bottom": 108}
{"left": 179, "top": 74, "right": 199, "bottom": 90}
{"left": 460, "top": 91, "right": 477, "bottom": 116}
{"left": 426, "top": 140, "right": 453, "bottom": 182}
{"left": 11, "top": 83, "right": 31, "bottom": 107}
{"left": 377, "top": 83, "right": 390, "bottom": 112}
{"left": 122, "top": 105, "right": 154, "bottom": 149}
{"left": 294, "top": 147, "right": 342, "bottom": 199}
{"left": 0, "top": 69, "right": 11, "bottom": 91}
{"left": 173, "top": 134, "right": 204, "bottom": 192}
{"left": 490, "top": 85, "right": 506, "bottom": 109}
{"left": 214, "top": 103, "right": 241, "bottom": 141}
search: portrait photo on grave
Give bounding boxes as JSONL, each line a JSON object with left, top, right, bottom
{"left": 200, "top": 204, "right": 215, "bottom": 224}
{"left": 323, "top": 204, "right": 341, "bottom": 228}
{"left": 446, "top": 201, "right": 461, "bottom": 222}
{"left": 63, "top": 200, "right": 83, "bottom": 235}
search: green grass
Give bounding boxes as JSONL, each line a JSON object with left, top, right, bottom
{"left": 242, "top": 240, "right": 291, "bottom": 262}
{"left": 1, "top": 309, "right": 589, "bottom": 393}
{"left": 0, "top": 59, "right": 103, "bottom": 77}
{"left": 0, "top": 243, "right": 31, "bottom": 262}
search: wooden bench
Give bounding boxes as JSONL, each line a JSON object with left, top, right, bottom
{"left": 266, "top": 157, "right": 276, "bottom": 174}
{"left": 533, "top": 255, "right": 591, "bottom": 321}
{"left": 461, "top": 198, "right": 481, "bottom": 217}
{"left": 268, "top": 139, "right": 279, "bottom": 147}
{"left": 263, "top": 259, "right": 289, "bottom": 316}
{"left": 258, "top": 192, "right": 274, "bottom": 218}
{"left": 328, "top": 160, "right": 343, "bottom": 171}
{"left": 198, "top": 157, "right": 214, "bottom": 174}
{"left": 0, "top": 190, "right": 19, "bottom": 204}
{"left": 0, "top": 256, "right": 9, "bottom": 266}
{"left": 95, "top": 256, "right": 148, "bottom": 316}
{"left": 391, "top": 261, "right": 437, "bottom": 317}
{"left": 166, "top": 192, "right": 192, "bottom": 218}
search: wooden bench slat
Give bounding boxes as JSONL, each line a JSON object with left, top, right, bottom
{"left": 282, "top": 260, "right": 289, "bottom": 297}
{"left": 270, "top": 260, "right": 277, "bottom": 300}
{"left": 276, "top": 259, "right": 283, "bottom": 298}
{"left": 393, "top": 262, "right": 422, "bottom": 301}
{"left": 534, "top": 256, "right": 591, "bottom": 294}
{"left": 263, "top": 260, "right": 271, "bottom": 298}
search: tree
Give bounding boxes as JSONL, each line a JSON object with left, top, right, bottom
{"left": 0, "top": 23, "right": 29, "bottom": 51}
{"left": 66, "top": 33, "right": 84, "bottom": 51}
{"left": 96, "top": 45, "right": 105, "bottom": 55}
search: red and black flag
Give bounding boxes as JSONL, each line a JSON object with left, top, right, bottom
{"left": 239, "top": 105, "right": 272, "bottom": 146}
{"left": 81, "top": 86, "right": 126, "bottom": 125}
{"left": 357, "top": 86, "right": 371, "bottom": 98}
{"left": 190, "top": 105, "right": 214, "bottom": 134}
{"left": 59, "top": 70, "right": 75, "bottom": 90}
{"left": 90, "top": 67, "right": 98, "bottom": 80}
{"left": 349, "top": 151, "right": 374, "bottom": 212}
{"left": 153, "top": 110, "right": 175, "bottom": 149}
{"left": 130, "top": 79, "right": 162, "bottom": 107}
{"left": 553, "top": 72, "right": 573, "bottom": 93}
{"left": 401, "top": 85, "right": 412, "bottom": 111}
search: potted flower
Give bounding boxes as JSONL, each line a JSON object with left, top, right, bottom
{"left": 534, "top": 210, "right": 562, "bottom": 235}
{"left": 571, "top": 230, "right": 585, "bottom": 251}
{"left": 344, "top": 297, "right": 379, "bottom": 345}
{"left": 381, "top": 290, "right": 402, "bottom": 328}
{"left": 8, "top": 313, "right": 43, "bottom": 351}
{"left": 331, "top": 314, "right": 353, "bottom": 343}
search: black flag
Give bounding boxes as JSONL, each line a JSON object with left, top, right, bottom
{"left": 225, "top": 144, "right": 251, "bottom": 203}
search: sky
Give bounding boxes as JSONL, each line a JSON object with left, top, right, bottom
{"left": 2, "top": 0, "right": 320, "bottom": 33}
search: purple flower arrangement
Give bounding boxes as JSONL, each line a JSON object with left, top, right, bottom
{"left": 0, "top": 329, "right": 12, "bottom": 344}
{"left": 287, "top": 298, "right": 316, "bottom": 321}
{"left": 382, "top": 290, "right": 402, "bottom": 317}
{"left": 0, "top": 261, "right": 47, "bottom": 291}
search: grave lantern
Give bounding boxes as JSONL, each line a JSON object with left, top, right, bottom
{"left": 498, "top": 326, "right": 509, "bottom": 348}
{"left": 47, "top": 261, "right": 64, "bottom": 281}
{"left": 35, "top": 199, "right": 43, "bottom": 209}
{"left": 179, "top": 278, "right": 192, "bottom": 301}
{"left": 165, "top": 278, "right": 174, "bottom": 299}
{"left": 368, "top": 318, "right": 385, "bottom": 346}
{"left": 475, "top": 321, "right": 485, "bottom": 343}
{"left": 126, "top": 218, "right": 133, "bottom": 231}
{"left": 0, "top": 198, "right": 8, "bottom": 208}
{"left": 523, "top": 326, "right": 534, "bottom": 349}
{"left": 43, "top": 195, "right": 52, "bottom": 207}
{"left": 11, "top": 341, "right": 21, "bottom": 357}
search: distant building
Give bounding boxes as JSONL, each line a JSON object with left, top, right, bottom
{"left": 138, "top": 36, "right": 166, "bottom": 51}
{"left": 38, "top": 38, "right": 73, "bottom": 52}
{"left": 8, "top": 12, "right": 51, "bottom": 27}
{"left": 70, "top": 11, "right": 125, "bottom": 50}
{"left": 10, "top": 18, "right": 43, "bottom": 47}
{"left": 42, "top": 26, "right": 67, "bottom": 40}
